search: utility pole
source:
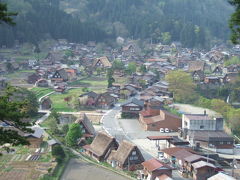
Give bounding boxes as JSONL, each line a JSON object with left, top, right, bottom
{"left": 232, "top": 140, "right": 235, "bottom": 178}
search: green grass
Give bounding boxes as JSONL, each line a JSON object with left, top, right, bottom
{"left": 49, "top": 88, "right": 83, "bottom": 112}
{"left": 39, "top": 153, "right": 52, "bottom": 163}
{"left": 68, "top": 76, "right": 108, "bottom": 90}
{"left": 6, "top": 69, "right": 35, "bottom": 78}
{"left": 31, "top": 87, "right": 54, "bottom": 100}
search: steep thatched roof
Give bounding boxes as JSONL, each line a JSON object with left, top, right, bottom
{"left": 88, "top": 132, "right": 117, "bottom": 157}
{"left": 75, "top": 113, "right": 95, "bottom": 135}
{"left": 112, "top": 140, "right": 143, "bottom": 165}
{"left": 188, "top": 61, "right": 205, "bottom": 72}
{"left": 93, "top": 57, "right": 112, "bottom": 68}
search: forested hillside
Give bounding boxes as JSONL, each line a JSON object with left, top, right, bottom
{"left": 0, "top": 0, "right": 233, "bottom": 48}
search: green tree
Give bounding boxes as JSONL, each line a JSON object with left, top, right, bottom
{"left": 161, "top": 32, "right": 171, "bottom": 44}
{"left": 224, "top": 56, "right": 240, "bottom": 66}
{"left": 228, "top": 109, "right": 240, "bottom": 135}
{"left": 229, "top": 0, "right": 240, "bottom": 44}
{"left": 46, "top": 116, "right": 59, "bottom": 134}
{"left": 65, "top": 123, "right": 82, "bottom": 147}
{"left": 139, "top": 64, "right": 147, "bottom": 73}
{"left": 210, "top": 99, "right": 231, "bottom": 119}
{"left": 61, "top": 124, "right": 69, "bottom": 135}
{"left": 125, "top": 62, "right": 136, "bottom": 75}
{"left": 112, "top": 59, "right": 124, "bottom": 71}
{"left": 107, "top": 68, "right": 115, "bottom": 87}
{"left": 49, "top": 110, "right": 60, "bottom": 124}
{"left": 0, "top": 3, "right": 17, "bottom": 25}
{"left": 166, "top": 70, "right": 197, "bottom": 103}
{"left": 11, "top": 87, "right": 38, "bottom": 117}
{"left": 34, "top": 44, "right": 41, "bottom": 61}
{"left": 52, "top": 144, "right": 65, "bottom": 163}
{"left": 0, "top": 86, "right": 33, "bottom": 146}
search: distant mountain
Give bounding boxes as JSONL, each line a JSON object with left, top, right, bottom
{"left": 0, "top": 0, "right": 234, "bottom": 48}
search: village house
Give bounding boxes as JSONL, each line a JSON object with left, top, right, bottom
{"left": 204, "top": 76, "right": 222, "bottom": 85}
{"left": 27, "top": 73, "right": 41, "bottom": 84}
{"left": 47, "top": 139, "right": 59, "bottom": 151}
{"left": 161, "top": 147, "right": 197, "bottom": 169}
{"left": 223, "top": 72, "right": 239, "bottom": 84}
{"left": 183, "top": 155, "right": 216, "bottom": 176}
{"left": 212, "top": 66, "right": 223, "bottom": 75}
{"left": 79, "top": 91, "right": 99, "bottom": 107}
{"left": 182, "top": 112, "right": 224, "bottom": 132}
{"left": 93, "top": 56, "right": 112, "bottom": 69}
{"left": 65, "top": 68, "right": 77, "bottom": 81}
{"left": 188, "top": 61, "right": 210, "bottom": 73}
{"left": 75, "top": 113, "right": 95, "bottom": 138}
{"left": 121, "top": 98, "right": 144, "bottom": 118}
{"left": 192, "top": 70, "right": 205, "bottom": 83}
{"left": 95, "top": 92, "right": 117, "bottom": 109}
{"left": 36, "top": 79, "right": 49, "bottom": 87}
{"left": 40, "top": 96, "right": 52, "bottom": 110}
{"left": 188, "top": 131, "right": 234, "bottom": 154}
{"left": 120, "top": 85, "right": 138, "bottom": 99}
{"left": 51, "top": 69, "right": 69, "bottom": 83}
{"left": 140, "top": 158, "right": 172, "bottom": 180}
{"left": 83, "top": 132, "right": 118, "bottom": 162}
{"left": 108, "top": 140, "right": 144, "bottom": 171}
{"left": 24, "top": 126, "right": 44, "bottom": 148}
{"left": 192, "top": 161, "right": 216, "bottom": 180}
{"left": 139, "top": 108, "right": 181, "bottom": 131}
{"left": 182, "top": 112, "right": 234, "bottom": 154}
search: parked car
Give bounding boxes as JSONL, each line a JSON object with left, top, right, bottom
{"left": 234, "top": 144, "right": 240, "bottom": 149}
{"left": 165, "top": 128, "right": 169, "bottom": 133}
{"left": 160, "top": 128, "right": 164, "bottom": 133}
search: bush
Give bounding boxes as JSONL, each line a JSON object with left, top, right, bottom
{"left": 52, "top": 144, "right": 65, "bottom": 163}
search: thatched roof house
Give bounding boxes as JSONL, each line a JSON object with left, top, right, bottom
{"left": 93, "top": 56, "right": 112, "bottom": 68}
{"left": 75, "top": 113, "right": 95, "bottom": 137}
{"left": 83, "top": 132, "right": 118, "bottom": 161}
{"left": 108, "top": 140, "right": 144, "bottom": 171}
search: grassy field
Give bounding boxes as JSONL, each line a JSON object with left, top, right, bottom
{"left": 68, "top": 76, "right": 108, "bottom": 89}
{"left": 68, "top": 75, "right": 127, "bottom": 88}
{"left": 6, "top": 69, "right": 35, "bottom": 78}
{"left": 31, "top": 87, "right": 54, "bottom": 100}
{"left": 49, "top": 88, "right": 84, "bottom": 112}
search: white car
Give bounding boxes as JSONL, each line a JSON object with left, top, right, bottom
{"left": 234, "top": 144, "right": 240, "bottom": 149}
{"left": 165, "top": 128, "right": 169, "bottom": 133}
{"left": 160, "top": 128, "right": 164, "bottom": 133}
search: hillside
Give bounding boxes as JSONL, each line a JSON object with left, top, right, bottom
{"left": 0, "top": 0, "right": 234, "bottom": 48}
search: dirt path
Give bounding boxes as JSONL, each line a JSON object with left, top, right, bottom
{"left": 61, "top": 158, "right": 130, "bottom": 180}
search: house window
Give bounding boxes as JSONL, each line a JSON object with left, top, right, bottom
{"left": 132, "top": 151, "right": 136, "bottom": 155}
{"left": 129, "top": 107, "right": 140, "bottom": 111}
{"left": 200, "top": 125, "right": 204, "bottom": 130}
{"left": 133, "top": 156, "right": 138, "bottom": 160}
{"left": 220, "top": 141, "right": 223, "bottom": 144}
{"left": 129, "top": 157, "right": 134, "bottom": 160}
{"left": 227, "top": 142, "right": 231, "bottom": 144}
{"left": 184, "top": 121, "right": 188, "bottom": 127}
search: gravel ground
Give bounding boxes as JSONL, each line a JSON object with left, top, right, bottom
{"left": 61, "top": 158, "right": 129, "bottom": 180}
{"left": 173, "top": 103, "right": 220, "bottom": 117}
